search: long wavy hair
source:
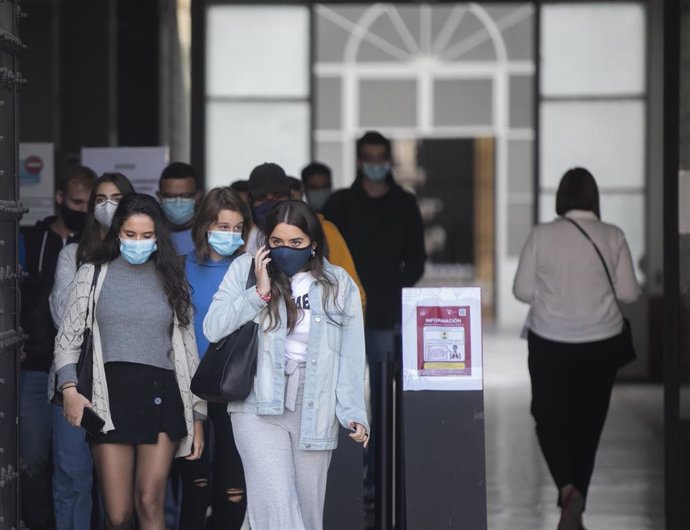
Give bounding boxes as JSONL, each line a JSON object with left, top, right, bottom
{"left": 261, "top": 200, "right": 340, "bottom": 332}
{"left": 93, "top": 193, "right": 192, "bottom": 326}
{"left": 77, "top": 172, "right": 135, "bottom": 267}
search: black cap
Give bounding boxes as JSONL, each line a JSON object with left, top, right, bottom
{"left": 248, "top": 163, "right": 290, "bottom": 199}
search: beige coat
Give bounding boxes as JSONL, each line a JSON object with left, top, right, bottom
{"left": 49, "top": 262, "right": 206, "bottom": 458}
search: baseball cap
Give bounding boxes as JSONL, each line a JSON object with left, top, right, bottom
{"left": 248, "top": 163, "right": 290, "bottom": 200}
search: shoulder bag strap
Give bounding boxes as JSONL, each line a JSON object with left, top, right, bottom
{"left": 85, "top": 264, "right": 102, "bottom": 330}
{"left": 563, "top": 217, "right": 623, "bottom": 315}
{"left": 246, "top": 258, "right": 257, "bottom": 290}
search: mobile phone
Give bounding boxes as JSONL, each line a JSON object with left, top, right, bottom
{"left": 80, "top": 407, "right": 105, "bottom": 436}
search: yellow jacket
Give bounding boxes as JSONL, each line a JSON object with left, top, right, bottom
{"left": 319, "top": 214, "right": 367, "bottom": 313}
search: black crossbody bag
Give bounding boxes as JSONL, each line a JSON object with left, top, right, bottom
{"left": 54, "top": 264, "right": 101, "bottom": 405}
{"left": 564, "top": 218, "right": 637, "bottom": 369}
{"left": 77, "top": 264, "right": 102, "bottom": 400}
{"left": 190, "top": 260, "right": 259, "bottom": 402}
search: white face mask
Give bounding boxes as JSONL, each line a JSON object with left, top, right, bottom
{"left": 94, "top": 200, "right": 119, "bottom": 228}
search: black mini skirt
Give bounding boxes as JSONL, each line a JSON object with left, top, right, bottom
{"left": 88, "top": 362, "right": 187, "bottom": 445}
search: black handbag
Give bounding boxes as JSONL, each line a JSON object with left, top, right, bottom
{"left": 564, "top": 218, "right": 637, "bottom": 368}
{"left": 53, "top": 264, "right": 101, "bottom": 405}
{"left": 190, "top": 260, "right": 259, "bottom": 402}
{"left": 76, "top": 265, "right": 101, "bottom": 401}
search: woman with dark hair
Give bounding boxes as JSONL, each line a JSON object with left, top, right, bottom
{"left": 204, "top": 200, "right": 369, "bottom": 530}
{"left": 178, "top": 187, "right": 250, "bottom": 530}
{"left": 513, "top": 167, "right": 641, "bottom": 530}
{"left": 50, "top": 172, "right": 135, "bottom": 325}
{"left": 48, "top": 171, "right": 134, "bottom": 530}
{"left": 50, "top": 193, "right": 206, "bottom": 530}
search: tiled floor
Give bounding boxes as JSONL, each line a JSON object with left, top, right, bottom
{"left": 483, "top": 332, "right": 665, "bottom": 530}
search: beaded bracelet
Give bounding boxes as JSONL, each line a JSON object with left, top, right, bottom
{"left": 256, "top": 287, "right": 271, "bottom": 303}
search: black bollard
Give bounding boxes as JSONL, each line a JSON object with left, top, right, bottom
{"left": 375, "top": 359, "right": 394, "bottom": 530}
{"left": 394, "top": 352, "right": 407, "bottom": 530}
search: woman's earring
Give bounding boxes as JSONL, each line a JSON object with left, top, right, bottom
{"left": 311, "top": 248, "right": 316, "bottom": 257}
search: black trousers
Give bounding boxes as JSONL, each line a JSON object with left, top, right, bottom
{"left": 527, "top": 331, "right": 618, "bottom": 507}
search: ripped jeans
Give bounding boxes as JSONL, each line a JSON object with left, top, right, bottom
{"left": 177, "top": 401, "right": 247, "bottom": 530}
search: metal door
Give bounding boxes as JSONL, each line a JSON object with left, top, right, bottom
{"left": 0, "top": 1, "right": 27, "bottom": 528}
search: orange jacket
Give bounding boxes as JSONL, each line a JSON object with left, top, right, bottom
{"left": 319, "top": 214, "right": 367, "bottom": 313}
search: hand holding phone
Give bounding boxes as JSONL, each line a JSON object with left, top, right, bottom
{"left": 348, "top": 421, "right": 369, "bottom": 448}
{"left": 80, "top": 407, "right": 105, "bottom": 436}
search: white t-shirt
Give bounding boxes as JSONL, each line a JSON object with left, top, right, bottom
{"left": 285, "top": 272, "right": 313, "bottom": 362}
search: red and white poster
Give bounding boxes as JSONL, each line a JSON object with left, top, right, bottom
{"left": 402, "top": 288, "right": 482, "bottom": 391}
{"left": 417, "top": 305, "right": 471, "bottom": 376}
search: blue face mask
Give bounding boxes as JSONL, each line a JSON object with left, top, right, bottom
{"left": 305, "top": 189, "right": 331, "bottom": 212}
{"left": 362, "top": 163, "right": 391, "bottom": 182}
{"left": 270, "top": 245, "right": 313, "bottom": 277}
{"left": 120, "top": 238, "right": 158, "bottom": 265}
{"left": 161, "top": 197, "right": 196, "bottom": 226}
{"left": 208, "top": 231, "right": 243, "bottom": 257}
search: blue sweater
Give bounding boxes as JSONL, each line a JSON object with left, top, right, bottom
{"left": 185, "top": 251, "right": 240, "bottom": 358}
{"left": 172, "top": 228, "right": 195, "bottom": 256}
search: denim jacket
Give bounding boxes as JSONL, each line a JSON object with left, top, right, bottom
{"left": 203, "top": 254, "right": 369, "bottom": 450}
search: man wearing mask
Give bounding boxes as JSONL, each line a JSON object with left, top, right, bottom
{"left": 19, "top": 165, "right": 95, "bottom": 530}
{"left": 157, "top": 162, "right": 203, "bottom": 255}
{"left": 244, "top": 163, "right": 368, "bottom": 313}
{"left": 324, "top": 131, "right": 425, "bottom": 341}
{"left": 301, "top": 161, "right": 333, "bottom": 213}
{"left": 245, "top": 162, "right": 291, "bottom": 255}
{"left": 157, "top": 164, "right": 203, "bottom": 527}
{"left": 323, "top": 131, "right": 426, "bottom": 502}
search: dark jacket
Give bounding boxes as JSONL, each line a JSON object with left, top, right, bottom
{"left": 20, "top": 216, "right": 79, "bottom": 372}
{"left": 323, "top": 175, "right": 426, "bottom": 328}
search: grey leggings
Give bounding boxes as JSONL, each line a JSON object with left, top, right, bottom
{"left": 231, "top": 363, "right": 333, "bottom": 530}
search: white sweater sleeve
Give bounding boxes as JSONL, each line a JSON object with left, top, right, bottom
{"left": 49, "top": 244, "right": 78, "bottom": 328}
{"left": 53, "top": 263, "right": 93, "bottom": 372}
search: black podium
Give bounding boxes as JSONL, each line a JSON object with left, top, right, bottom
{"left": 402, "top": 390, "right": 487, "bottom": 530}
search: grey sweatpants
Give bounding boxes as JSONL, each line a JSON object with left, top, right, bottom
{"left": 231, "top": 364, "right": 333, "bottom": 530}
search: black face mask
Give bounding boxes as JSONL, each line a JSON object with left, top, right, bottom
{"left": 60, "top": 204, "right": 87, "bottom": 232}
{"left": 269, "top": 245, "right": 313, "bottom": 277}
{"left": 252, "top": 201, "right": 279, "bottom": 230}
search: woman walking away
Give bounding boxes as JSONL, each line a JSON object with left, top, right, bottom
{"left": 48, "top": 172, "right": 134, "bottom": 530}
{"left": 513, "top": 167, "right": 641, "bottom": 530}
{"left": 204, "top": 199, "right": 369, "bottom": 530}
{"left": 51, "top": 193, "right": 206, "bottom": 530}
{"left": 178, "top": 187, "right": 250, "bottom": 530}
